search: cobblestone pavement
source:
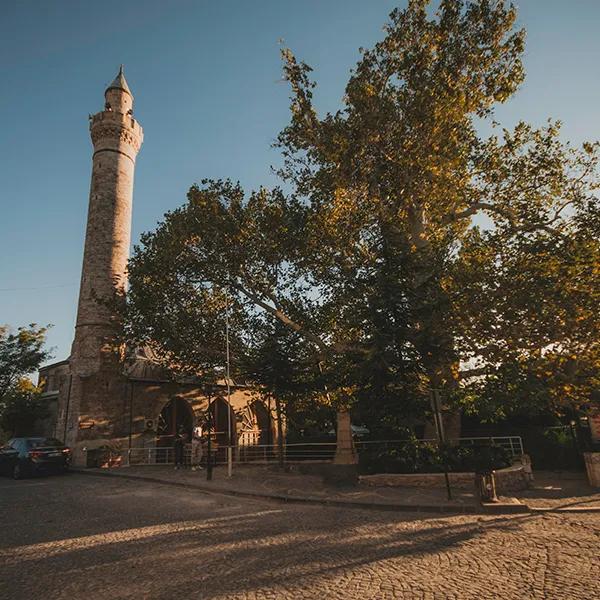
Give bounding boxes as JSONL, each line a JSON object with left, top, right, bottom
{"left": 1, "top": 474, "right": 598, "bottom": 600}
{"left": 515, "top": 471, "right": 600, "bottom": 509}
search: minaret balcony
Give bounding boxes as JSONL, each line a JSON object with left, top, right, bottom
{"left": 90, "top": 111, "right": 144, "bottom": 155}
{"left": 90, "top": 110, "right": 142, "bottom": 136}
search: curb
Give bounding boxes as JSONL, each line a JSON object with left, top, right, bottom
{"left": 529, "top": 506, "right": 600, "bottom": 514}
{"left": 71, "top": 468, "right": 531, "bottom": 515}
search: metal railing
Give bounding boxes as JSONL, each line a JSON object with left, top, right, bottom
{"left": 107, "top": 435, "right": 523, "bottom": 467}
{"left": 126, "top": 447, "right": 177, "bottom": 465}
{"left": 454, "top": 436, "right": 524, "bottom": 457}
{"left": 237, "top": 442, "right": 337, "bottom": 463}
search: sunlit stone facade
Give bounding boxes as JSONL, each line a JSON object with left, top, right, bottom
{"left": 40, "top": 70, "right": 276, "bottom": 466}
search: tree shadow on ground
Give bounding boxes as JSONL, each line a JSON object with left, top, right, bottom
{"left": 1, "top": 489, "right": 540, "bottom": 600}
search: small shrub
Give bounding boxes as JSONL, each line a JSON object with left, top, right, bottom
{"left": 524, "top": 427, "right": 582, "bottom": 470}
{"left": 358, "top": 440, "right": 512, "bottom": 475}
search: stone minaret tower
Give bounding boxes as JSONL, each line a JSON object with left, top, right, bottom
{"left": 63, "top": 67, "right": 143, "bottom": 456}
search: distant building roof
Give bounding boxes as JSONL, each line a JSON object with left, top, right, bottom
{"left": 123, "top": 346, "right": 244, "bottom": 387}
{"left": 39, "top": 358, "right": 70, "bottom": 372}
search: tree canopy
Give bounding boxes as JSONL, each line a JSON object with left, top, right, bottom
{"left": 0, "top": 324, "right": 52, "bottom": 437}
{"left": 121, "top": 0, "right": 600, "bottom": 429}
{"left": 0, "top": 324, "right": 51, "bottom": 400}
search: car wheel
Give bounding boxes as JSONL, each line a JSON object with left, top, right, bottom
{"left": 12, "top": 464, "right": 23, "bottom": 480}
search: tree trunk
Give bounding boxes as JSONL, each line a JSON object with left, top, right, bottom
{"left": 333, "top": 410, "right": 357, "bottom": 465}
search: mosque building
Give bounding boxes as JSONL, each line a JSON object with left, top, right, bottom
{"left": 39, "top": 69, "right": 276, "bottom": 466}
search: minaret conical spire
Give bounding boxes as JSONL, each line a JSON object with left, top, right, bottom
{"left": 106, "top": 64, "right": 132, "bottom": 96}
{"left": 104, "top": 65, "right": 134, "bottom": 114}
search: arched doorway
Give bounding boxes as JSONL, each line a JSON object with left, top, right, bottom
{"left": 208, "top": 397, "right": 236, "bottom": 461}
{"left": 239, "top": 400, "right": 274, "bottom": 447}
{"left": 156, "top": 397, "right": 194, "bottom": 448}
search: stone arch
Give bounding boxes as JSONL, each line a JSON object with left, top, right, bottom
{"left": 156, "top": 396, "right": 194, "bottom": 448}
{"left": 239, "top": 400, "right": 274, "bottom": 447}
{"left": 208, "top": 396, "right": 236, "bottom": 448}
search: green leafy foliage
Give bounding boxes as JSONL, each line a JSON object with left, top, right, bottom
{"left": 359, "top": 439, "right": 512, "bottom": 474}
{"left": 121, "top": 1, "right": 600, "bottom": 433}
{"left": 0, "top": 324, "right": 52, "bottom": 438}
{"left": 276, "top": 0, "right": 600, "bottom": 417}
{"left": 0, "top": 379, "right": 49, "bottom": 437}
{"left": 453, "top": 201, "right": 600, "bottom": 418}
{"left": 0, "top": 324, "right": 52, "bottom": 399}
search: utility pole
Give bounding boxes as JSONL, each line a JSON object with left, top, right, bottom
{"left": 225, "top": 287, "right": 233, "bottom": 478}
{"left": 205, "top": 407, "right": 213, "bottom": 481}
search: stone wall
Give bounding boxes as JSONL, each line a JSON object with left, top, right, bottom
{"left": 494, "top": 465, "right": 531, "bottom": 494}
{"left": 360, "top": 472, "right": 474, "bottom": 489}
{"left": 127, "top": 381, "right": 258, "bottom": 444}
{"left": 38, "top": 360, "right": 71, "bottom": 440}
{"left": 360, "top": 465, "right": 530, "bottom": 493}
{"left": 61, "top": 375, "right": 280, "bottom": 465}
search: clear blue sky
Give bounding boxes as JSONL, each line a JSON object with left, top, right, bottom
{"left": 1, "top": 0, "right": 599, "bottom": 364}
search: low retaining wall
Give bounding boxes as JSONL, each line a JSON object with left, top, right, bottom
{"left": 495, "top": 465, "right": 532, "bottom": 494}
{"left": 360, "top": 472, "right": 473, "bottom": 489}
{"left": 584, "top": 452, "right": 600, "bottom": 488}
{"left": 360, "top": 465, "right": 530, "bottom": 494}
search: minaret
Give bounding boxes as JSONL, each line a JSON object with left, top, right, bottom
{"left": 64, "top": 67, "right": 143, "bottom": 455}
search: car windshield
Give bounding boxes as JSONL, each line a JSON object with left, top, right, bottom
{"left": 26, "top": 438, "right": 63, "bottom": 448}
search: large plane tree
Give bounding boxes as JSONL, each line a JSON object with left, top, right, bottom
{"left": 121, "top": 1, "right": 600, "bottom": 435}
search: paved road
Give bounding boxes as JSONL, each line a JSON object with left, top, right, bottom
{"left": 0, "top": 474, "right": 598, "bottom": 600}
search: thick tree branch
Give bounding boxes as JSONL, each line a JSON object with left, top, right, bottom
{"left": 231, "top": 280, "right": 332, "bottom": 355}
{"left": 458, "top": 366, "right": 490, "bottom": 379}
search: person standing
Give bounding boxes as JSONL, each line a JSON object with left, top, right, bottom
{"left": 173, "top": 429, "right": 185, "bottom": 469}
{"left": 191, "top": 426, "right": 203, "bottom": 471}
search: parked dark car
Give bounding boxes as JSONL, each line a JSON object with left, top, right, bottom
{"left": 0, "top": 437, "right": 71, "bottom": 479}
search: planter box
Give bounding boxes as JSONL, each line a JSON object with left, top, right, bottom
{"left": 583, "top": 452, "right": 600, "bottom": 488}
{"left": 360, "top": 465, "right": 530, "bottom": 494}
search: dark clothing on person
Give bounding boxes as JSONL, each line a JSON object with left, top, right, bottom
{"left": 174, "top": 434, "right": 185, "bottom": 467}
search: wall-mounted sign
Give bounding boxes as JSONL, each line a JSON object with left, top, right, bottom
{"left": 79, "top": 420, "right": 95, "bottom": 430}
